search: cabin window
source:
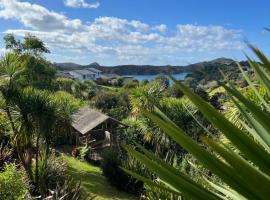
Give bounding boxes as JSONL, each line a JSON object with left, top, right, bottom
{"left": 83, "top": 75, "right": 86, "bottom": 79}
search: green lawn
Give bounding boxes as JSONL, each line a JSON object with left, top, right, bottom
{"left": 62, "top": 155, "right": 136, "bottom": 200}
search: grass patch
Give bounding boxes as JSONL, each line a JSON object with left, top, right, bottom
{"left": 62, "top": 155, "right": 136, "bottom": 200}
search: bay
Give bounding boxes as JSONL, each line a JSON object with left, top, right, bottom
{"left": 130, "top": 73, "right": 189, "bottom": 84}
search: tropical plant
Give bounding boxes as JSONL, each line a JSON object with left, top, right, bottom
{"left": 129, "top": 81, "right": 165, "bottom": 115}
{"left": 44, "top": 176, "right": 85, "bottom": 200}
{"left": 124, "top": 46, "right": 270, "bottom": 200}
{"left": 0, "top": 163, "right": 29, "bottom": 200}
{"left": 0, "top": 142, "right": 13, "bottom": 170}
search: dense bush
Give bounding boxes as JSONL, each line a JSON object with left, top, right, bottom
{"left": 0, "top": 138, "right": 13, "bottom": 170}
{"left": 100, "top": 149, "right": 143, "bottom": 195}
{"left": 0, "top": 163, "right": 29, "bottom": 200}
{"left": 155, "top": 74, "right": 170, "bottom": 89}
{"left": 37, "top": 154, "right": 67, "bottom": 195}
{"left": 43, "top": 176, "right": 84, "bottom": 200}
{"left": 78, "top": 145, "right": 90, "bottom": 160}
{"left": 123, "top": 81, "right": 139, "bottom": 89}
{"left": 169, "top": 82, "right": 184, "bottom": 98}
{"left": 91, "top": 91, "right": 130, "bottom": 120}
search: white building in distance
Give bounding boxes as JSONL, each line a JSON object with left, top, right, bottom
{"left": 62, "top": 68, "right": 102, "bottom": 81}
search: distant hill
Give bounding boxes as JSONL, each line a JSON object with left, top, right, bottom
{"left": 52, "top": 57, "right": 242, "bottom": 75}
{"left": 53, "top": 63, "right": 185, "bottom": 75}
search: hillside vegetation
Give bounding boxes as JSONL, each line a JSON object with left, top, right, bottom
{"left": 53, "top": 57, "right": 245, "bottom": 75}
{"left": 1, "top": 33, "right": 270, "bottom": 200}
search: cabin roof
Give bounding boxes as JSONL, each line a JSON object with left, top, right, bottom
{"left": 72, "top": 108, "right": 109, "bottom": 135}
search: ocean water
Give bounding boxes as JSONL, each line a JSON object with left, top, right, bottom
{"left": 131, "top": 73, "right": 189, "bottom": 84}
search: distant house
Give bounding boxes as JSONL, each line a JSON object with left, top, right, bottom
{"left": 71, "top": 107, "right": 127, "bottom": 161}
{"left": 101, "top": 73, "right": 120, "bottom": 80}
{"left": 101, "top": 74, "right": 134, "bottom": 85}
{"left": 58, "top": 68, "right": 102, "bottom": 81}
{"left": 122, "top": 76, "right": 134, "bottom": 84}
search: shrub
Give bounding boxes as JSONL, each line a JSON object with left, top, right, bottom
{"left": 107, "top": 106, "right": 129, "bottom": 121}
{"left": 44, "top": 177, "right": 84, "bottom": 200}
{"left": 0, "top": 163, "right": 29, "bottom": 200}
{"left": 91, "top": 91, "right": 130, "bottom": 118}
{"left": 37, "top": 154, "right": 67, "bottom": 196}
{"left": 78, "top": 145, "right": 90, "bottom": 160}
{"left": 123, "top": 81, "right": 139, "bottom": 89}
{"left": 101, "top": 149, "right": 143, "bottom": 195}
{"left": 143, "top": 181, "right": 180, "bottom": 200}
{"left": 0, "top": 140, "right": 13, "bottom": 170}
{"left": 169, "top": 82, "right": 183, "bottom": 98}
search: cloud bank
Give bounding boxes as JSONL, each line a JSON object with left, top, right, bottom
{"left": 0, "top": 0, "right": 244, "bottom": 65}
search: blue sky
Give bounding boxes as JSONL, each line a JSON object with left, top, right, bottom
{"left": 0, "top": 0, "right": 270, "bottom": 65}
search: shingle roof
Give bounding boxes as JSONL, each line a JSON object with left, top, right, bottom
{"left": 72, "top": 108, "right": 109, "bottom": 134}
{"left": 72, "top": 69, "right": 96, "bottom": 75}
{"left": 87, "top": 68, "right": 102, "bottom": 73}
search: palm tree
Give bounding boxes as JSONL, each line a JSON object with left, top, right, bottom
{"left": 0, "top": 53, "right": 81, "bottom": 194}
{"left": 129, "top": 81, "right": 165, "bottom": 115}
{"left": 0, "top": 53, "right": 35, "bottom": 180}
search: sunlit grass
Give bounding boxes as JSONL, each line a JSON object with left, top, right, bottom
{"left": 62, "top": 155, "right": 136, "bottom": 200}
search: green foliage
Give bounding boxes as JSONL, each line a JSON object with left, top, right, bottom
{"left": 78, "top": 145, "right": 90, "bottom": 160}
{"left": 107, "top": 105, "right": 129, "bottom": 121}
{"left": 159, "top": 97, "right": 197, "bottom": 131}
{"left": 243, "top": 85, "right": 270, "bottom": 107}
{"left": 143, "top": 181, "right": 180, "bottom": 200}
{"left": 56, "top": 77, "right": 75, "bottom": 93}
{"left": 121, "top": 118, "right": 146, "bottom": 145}
{"left": 140, "top": 79, "right": 149, "bottom": 86}
{"left": 4, "top": 34, "right": 22, "bottom": 54}
{"left": 91, "top": 90, "right": 130, "bottom": 120}
{"left": 63, "top": 155, "right": 136, "bottom": 199}
{"left": 19, "top": 55, "right": 56, "bottom": 89}
{"left": 2, "top": 35, "right": 55, "bottom": 90}
{"left": 155, "top": 74, "right": 170, "bottom": 89}
{"left": 101, "top": 149, "right": 143, "bottom": 195}
{"left": 46, "top": 176, "right": 84, "bottom": 200}
{"left": 4, "top": 33, "right": 49, "bottom": 56}
{"left": 129, "top": 81, "right": 165, "bottom": 114}
{"left": 0, "top": 142, "right": 13, "bottom": 170}
{"left": 22, "top": 34, "right": 50, "bottom": 55}
{"left": 169, "top": 82, "right": 184, "bottom": 98}
{"left": 123, "top": 81, "right": 139, "bottom": 89}
{"left": 0, "top": 163, "right": 29, "bottom": 200}
{"left": 72, "top": 80, "right": 97, "bottom": 99}
{"left": 36, "top": 153, "right": 67, "bottom": 196}
{"left": 124, "top": 46, "right": 270, "bottom": 200}
{"left": 116, "top": 76, "right": 124, "bottom": 87}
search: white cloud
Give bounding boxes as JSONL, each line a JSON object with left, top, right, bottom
{"left": 64, "top": 0, "right": 100, "bottom": 9}
{"left": 0, "top": 48, "right": 6, "bottom": 55}
{"left": 0, "top": 0, "right": 86, "bottom": 32}
{"left": 153, "top": 24, "right": 167, "bottom": 33}
{"left": 0, "top": 0, "right": 244, "bottom": 65}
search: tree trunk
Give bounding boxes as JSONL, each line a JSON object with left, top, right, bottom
{"left": 5, "top": 106, "right": 17, "bottom": 135}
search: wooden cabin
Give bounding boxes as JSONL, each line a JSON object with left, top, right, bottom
{"left": 71, "top": 107, "right": 127, "bottom": 161}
